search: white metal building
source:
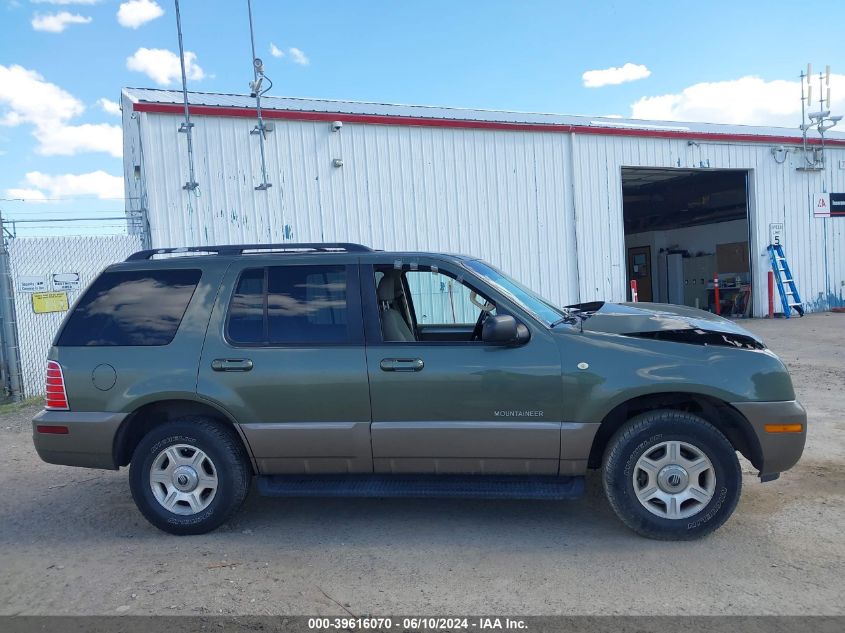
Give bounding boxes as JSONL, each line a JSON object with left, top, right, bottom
{"left": 121, "top": 88, "right": 845, "bottom": 317}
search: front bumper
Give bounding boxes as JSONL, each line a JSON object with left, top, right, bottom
{"left": 731, "top": 400, "right": 807, "bottom": 477}
{"left": 32, "top": 410, "right": 127, "bottom": 470}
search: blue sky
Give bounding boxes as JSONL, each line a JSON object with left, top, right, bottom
{"left": 1, "top": 0, "right": 843, "bottom": 235}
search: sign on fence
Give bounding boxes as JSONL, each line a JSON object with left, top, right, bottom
{"left": 52, "top": 272, "right": 81, "bottom": 291}
{"left": 32, "top": 291, "right": 69, "bottom": 314}
{"left": 17, "top": 275, "right": 47, "bottom": 293}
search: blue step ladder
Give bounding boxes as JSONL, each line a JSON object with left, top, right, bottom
{"left": 768, "top": 244, "right": 804, "bottom": 318}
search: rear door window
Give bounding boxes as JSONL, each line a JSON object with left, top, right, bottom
{"left": 57, "top": 269, "right": 201, "bottom": 346}
{"left": 226, "top": 264, "right": 361, "bottom": 345}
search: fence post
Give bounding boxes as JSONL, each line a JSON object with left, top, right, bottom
{"left": 0, "top": 213, "right": 23, "bottom": 401}
{"left": 139, "top": 206, "right": 152, "bottom": 250}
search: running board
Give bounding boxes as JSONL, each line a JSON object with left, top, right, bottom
{"left": 256, "top": 474, "right": 584, "bottom": 500}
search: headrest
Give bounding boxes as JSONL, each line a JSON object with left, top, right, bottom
{"left": 377, "top": 273, "right": 400, "bottom": 302}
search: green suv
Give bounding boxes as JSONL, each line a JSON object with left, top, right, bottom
{"left": 33, "top": 243, "right": 806, "bottom": 539}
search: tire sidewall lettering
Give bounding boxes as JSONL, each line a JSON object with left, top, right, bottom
{"left": 604, "top": 411, "right": 741, "bottom": 539}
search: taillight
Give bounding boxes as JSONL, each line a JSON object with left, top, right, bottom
{"left": 45, "top": 361, "right": 69, "bottom": 410}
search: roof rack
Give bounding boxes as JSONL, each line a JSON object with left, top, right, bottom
{"left": 125, "top": 242, "right": 372, "bottom": 261}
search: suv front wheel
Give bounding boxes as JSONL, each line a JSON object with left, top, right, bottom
{"left": 602, "top": 410, "right": 741, "bottom": 540}
{"left": 129, "top": 417, "right": 252, "bottom": 535}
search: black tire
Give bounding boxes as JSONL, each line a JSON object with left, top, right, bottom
{"left": 602, "top": 409, "right": 741, "bottom": 540}
{"left": 129, "top": 416, "right": 252, "bottom": 535}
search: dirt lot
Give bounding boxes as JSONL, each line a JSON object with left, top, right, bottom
{"left": 0, "top": 313, "right": 842, "bottom": 616}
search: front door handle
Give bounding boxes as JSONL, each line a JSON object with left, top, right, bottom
{"left": 211, "top": 358, "right": 254, "bottom": 372}
{"left": 380, "top": 358, "right": 424, "bottom": 372}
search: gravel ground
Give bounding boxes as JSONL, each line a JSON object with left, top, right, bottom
{"left": 0, "top": 313, "right": 842, "bottom": 616}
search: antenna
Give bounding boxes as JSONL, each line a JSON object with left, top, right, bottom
{"left": 246, "top": 0, "right": 272, "bottom": 191}
{"left": 798, "top": 63, "right": 840, "bottom": 170}
{"left": 174, "top": 0, "right": 199, "bottom": 191}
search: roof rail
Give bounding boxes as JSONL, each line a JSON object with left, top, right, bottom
{"left": 125, "top": 242, "right": 372, "bottom": 261}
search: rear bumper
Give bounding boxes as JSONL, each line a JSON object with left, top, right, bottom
{"left": 32, "top": 410, "right": 127, "bottom": 470}
{"left": 731, "top": 400, "right": 807, "bottom": 477}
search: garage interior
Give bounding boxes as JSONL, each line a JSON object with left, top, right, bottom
{"left": 622, "top": 168, "right": 752, "bottom": 316}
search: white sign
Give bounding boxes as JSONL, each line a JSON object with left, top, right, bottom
{"left": 52, "top": 272, "right": 81, "bottom": 291}
{"left": 813, "top": 192, "right": 830, "bottom": 218}
{"left": 17, "top": 275, "right": 47, "bottom": 293}
{"left": 769, "top": 223, "right": 784, "bottom": 247}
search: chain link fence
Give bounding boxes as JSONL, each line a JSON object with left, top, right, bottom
{"left": 4, "top": 234, "right": 142, "bottom": 398}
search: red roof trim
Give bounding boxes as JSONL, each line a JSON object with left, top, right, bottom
{"left": 132, "top": 102, "right": 845, "bottom": 147}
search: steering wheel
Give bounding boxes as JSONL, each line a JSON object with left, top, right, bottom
{"left": 469, "top": 291, "right": 493, "bottom": 341}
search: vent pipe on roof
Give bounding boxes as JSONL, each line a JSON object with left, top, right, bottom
{"left": 247, "top": 0, "right": 272, "bottom": 191}
{"left": 174, "top": 0, "right": 199, "bottom": 192}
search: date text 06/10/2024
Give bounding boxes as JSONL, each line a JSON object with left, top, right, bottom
{"left": 307, "top": 617, "right": 528, "bottom": 630}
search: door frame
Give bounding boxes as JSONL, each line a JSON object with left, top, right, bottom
{"left": 358, "top": 256, "right": 564, "bottom": 475}
{"left": 196, "top": 255, "right": 373, "bottom": 474}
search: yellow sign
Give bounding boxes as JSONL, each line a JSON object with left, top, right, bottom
{"left": 32, "top": 291, "right": 69, "bottom": 314}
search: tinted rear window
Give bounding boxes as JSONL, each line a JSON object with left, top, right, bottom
{"left": 57, "top": 269, "right": 201, "bottom": 346}
{"left": 227, "top": 265, "right": 354, "bottom": 345}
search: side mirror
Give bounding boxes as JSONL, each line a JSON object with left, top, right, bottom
{"left": 482, "top": 315, "right": 530, "bottom": 346}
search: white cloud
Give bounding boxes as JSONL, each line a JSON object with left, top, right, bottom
{"left": 126, "top": 47, "right": 204, "bottom": 86}
{"left": 97, "top": 97, "right": 121, "bottom": 116}
{"left": 269, "top": 43, "right": 284, "bottom": 58}
{"left": 5, "top": 188, "right": 48, "bottom": 203}
{"left": 288, "top": 47, "right": 309, "bottom": 66}
{"left": 31, "top": 11, "right": 92, "bottom": 32}
{"left": 117, "top": 0, "right": 163, "bottom": 29}
{"left": 583, "top": 63, "right": 651, "bottom": 88}
{"left": 35, "top": 122, "right": 122, "bottom": 157}
{"left": 11, "top": 170, "right": 123, "bottom": 200}
{"left": 631, "top": 74, "right": 845, "bottom": 126}
{"left": 0, "top": 64, "right": 83, "bottom": 129}
{"left": 0, "top": 64, "right": 121, "bottom": 157}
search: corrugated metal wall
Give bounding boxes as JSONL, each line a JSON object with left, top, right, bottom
{"left": 130, "top": 104, "right": 845, "bottom": 316}
{"left": 571, "top": 135, "right": 845, "bottom": 314}
{"left": 129, "top": 108, "right": 580, "bottom": 308}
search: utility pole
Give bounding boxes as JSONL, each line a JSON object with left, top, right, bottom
{"left": 0, "top": 210, "right": 23, "bottom": 402}
{"left": 175, "top": 0, "right": 199, "bottom": 191}
{"left": 247, "top": 0, "right": 272, "bottom": 190}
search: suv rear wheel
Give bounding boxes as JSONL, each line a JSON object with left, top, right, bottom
{"left": 129, "top": 416, "right": 252, "bottom": 535}
{"left": 602, "top": 410, "right": 741, "bottom": 540}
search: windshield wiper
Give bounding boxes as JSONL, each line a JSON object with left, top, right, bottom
{"left": 549, "top": 309, "right": 580, "bottom": 328}
{"left": 550, "top": 306, "right": 600, "bottom": 329}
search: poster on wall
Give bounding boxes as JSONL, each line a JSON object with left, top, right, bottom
{"left": 814, "top": 192, "right": 845, "bottom": 218}
{"left": 831, "top": 193, "right": 845, "bottom": 217}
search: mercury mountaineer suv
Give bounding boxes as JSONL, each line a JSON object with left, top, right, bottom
{"left": 33, "top": 243, "right": 806, "bottom": 539}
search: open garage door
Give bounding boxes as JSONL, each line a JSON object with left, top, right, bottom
{"left": 622, "top": 168, "right": 752, "bottom": 317}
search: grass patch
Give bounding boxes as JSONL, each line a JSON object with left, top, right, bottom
{"left": 0, "top": 396, "right": 43, "bottom": 416}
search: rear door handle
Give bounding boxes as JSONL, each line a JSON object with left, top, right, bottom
{"left": 211, "top": 358, "right": 254, "bottom": 372}
{"left": 380, "top": 358, "right": 424, "bottom": 372}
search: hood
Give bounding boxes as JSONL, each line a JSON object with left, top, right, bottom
{"left": 579, "top": 302, "right": 765, "bottom": 348}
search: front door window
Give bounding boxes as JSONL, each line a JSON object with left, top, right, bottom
{"left": 374, "top": 267, "right": 495, "bottom": 343}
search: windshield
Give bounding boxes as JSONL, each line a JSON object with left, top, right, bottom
{"left": 464, "top": 260, "right": 567, "bottom": 326}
